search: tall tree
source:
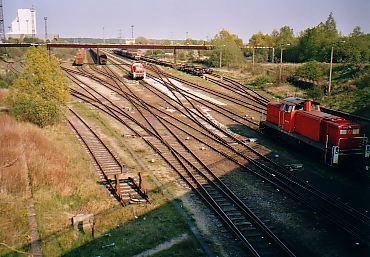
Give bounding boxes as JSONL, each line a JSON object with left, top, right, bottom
{"left": 208, "top": 29, "right": 244, "bottom": 67}
{"left": 324, "top": 12, "right": 338, "bottom": 36}
{"left": 249, "top": 32, "right": 274, "bottom": 47}
{"left": 350, "top": 26, "right": 363, "bottom": 37}
{"left": 275, "top": 26, "right": 295, "bottom": 46}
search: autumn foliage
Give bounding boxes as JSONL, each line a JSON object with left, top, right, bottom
{"left": 7, "top": 46, "right": 69, "bottom": 127}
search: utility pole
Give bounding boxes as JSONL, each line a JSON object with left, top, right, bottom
{"left": 30, "top": 6, "right": 36, "bottom": 38}
{"left": 219, "top": 45, "right": 225, "bottom": 68}
{"left": 26, "top": 20, "right": 29, "bottom": 35}
{"left": 131, "top": 25, "right": 134, "bottom": 39}
{"left": 219, "top": 49, "right": 222, "bottom": 68}
{"left": 279, "top": 48, "right": 283, "bottom": 82}
{"left": 44, "top": 17, "right": 48, "bottom": 41}
{"left": 173, "top": 48, "right": 177, "bottom": 65}
{"left": 0, "top": 0, "right": 5, "bottom": 41}
{"left": 17, "top": 17, "right": 20, "bottom": 35}
{"left": 118, "top": 29, "right": 122, "bottom": 43}
{"left": 102, "top": 26, "right": 105, "bottom": 43}
{"left": 279, "top": 43, "right": 290, "bottom": 82}
{"left": 328, "top": 46, "right": 334, "bottom": 95}
{"left": 252, "top": 47, "right": 255, "bottom": 65}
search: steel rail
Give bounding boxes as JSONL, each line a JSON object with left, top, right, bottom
{"left": 75, "top": 56, "right": 370, "bottom": 244}
{"left": 114, "top": 60, "right": 370, "bottom": 244}
{"left": 67, "top": 108, "right": 128, "bottom": 205}
{"left": 65, "top": 67, "right": 297, "bottom": 257}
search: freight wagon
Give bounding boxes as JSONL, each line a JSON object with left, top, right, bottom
{"left": 113, "top": 49, "right": 142, "bottom": 60}
{"left": 260, "top": 97, "right": 370, "bottom": 165}
{"left": 89, "top": 48, "right": 107, "bottom": 65}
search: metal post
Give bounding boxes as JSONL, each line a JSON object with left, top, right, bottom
{"left": 173, "top": 48, "right": 177, "bottom": 65}
{"left": 44, "top": 17, "right": 48, "bottom": 41}
{"left": 324, "top": 134, "right": 329, "bottom": 164}
{"left": 115, "top": 174, "right": 121, "bottom": 200}
{"left": 26, "top": 20, "right": 29, "bottom": 35}
{"left": 252, "top": 47, "right": 255, "bottom": 65}
{"left": 17, "top": 18, "right": 20, "bottom": 35}
{"left": 272, "top": 47, "right": 275, "bottom": 63}
{"left": 219, "top": 48, "right": 222, "bottom": 68}
{"left": 102, "top": 27, "right": 105, "bottom": 44}
{"left": 96, "top": 48, "right": 99, "bottom": 64}
{"left": 0, "top": 0, "right": 5, "bottom": 41}
{"left": 30, "top": 6, "right": 36, "bottom": 38}
{"left": 328, "top": 46, "right": 334, "bottom": 95}
{"left": 118, "top": 29, "right": 122, "bottom": 43}
{"left": 279, "top": 48, "right": 283, "bottom": 82}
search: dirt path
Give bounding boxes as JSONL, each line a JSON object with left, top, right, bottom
{"left": 23, "top": 153, "right": 42, "bottom": 257}
{"left": 131, "top": 233, "right": 189, "bottom": 257}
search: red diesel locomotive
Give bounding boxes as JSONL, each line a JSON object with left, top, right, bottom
{"left": 260, "top": 97, "right": 369, "bottom": 165}
{"left": 129, "top": 62, "right": 146, "bottom": 79}
{"left": 73, "top": 49, "right": 85, "bottom": 66}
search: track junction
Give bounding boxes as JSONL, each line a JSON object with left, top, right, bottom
{"left": 59, "top": 50, "right": 370, "bottom": 257}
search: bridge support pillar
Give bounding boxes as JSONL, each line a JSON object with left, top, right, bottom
{"left": 173, "top": 48, "right": 177, "bottom": 65}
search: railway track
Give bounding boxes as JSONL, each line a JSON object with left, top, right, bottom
{"left": 107, "top": 52, "right": 262, "bottom": 130}
{"left": 63, "top": 54, "right": 370, "bottom": 255}
{"left": 67, "top": 107, "right": 149, "bottom": 205}
{"left": 134, "top": 54, "right": 369, "bottom": 133}
{"left": 64, "top": 65, "right": 297, "bottom": 257}
{"left": 125, "top": 52, "right": 269, "bottom": 109}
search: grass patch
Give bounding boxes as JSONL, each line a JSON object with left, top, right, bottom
{"left": 258, "top": 83, "right": 305, "bottom": 101}
{"left": 72, "top": 102, "right": 117, "bottom": 139}
{"left": 50, "top": 48, "right": 78, "bottom": 63}
{"left": 63, "top": 198, "right": 197, "bottom": 257}
{"left": 31, "top": 105, "right": 205, "bottom": 256}
{"left": 0, "top": 195, "right": 30, "bottom": 257}
{"left": 0, "top": 114, "right": 33, "bottom": 256}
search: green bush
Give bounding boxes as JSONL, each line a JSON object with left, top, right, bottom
{"left": 0, "top": 80, "right": 8, "bottom": 88}
{"left": 354, "top": 72, "right": 370, "bottom": 89}
{"left": 252, "top": 74, "right": 274, "bottom": 87}
{"left": 9, "top": 95, "right": 61, "bottom": 127}
{"left": 305, "top": 86, "right": 324, "bottom": 100}
{"left": 294, "top": 61, "right": 326, "bottom": 81}
{"left": 7, "top": 47, "right": 69, "bottom": 127}
{"left": 0, "top": 72, "right": 18, "bottom": 88}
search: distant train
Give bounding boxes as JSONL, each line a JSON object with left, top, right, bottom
{"left": 260, "top": 97, "right": 370, "bottom": 165}
{"left": 177, "top": 63, "right": 213, "bottom": 76}
{"left": 89, "top": 48, "right": 107, "bottom": 65}
{"left": 73, "top": 49, "right": 85, "bottom": 66}
{"left": 113, "top": 48, "right": 214, "bottom": 76}
{"left": 113, "top": 49, "right": 142, "bottom": 60}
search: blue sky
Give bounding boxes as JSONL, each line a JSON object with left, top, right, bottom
{"left": 4, "top": 0, "right": 370, "bottom": 42}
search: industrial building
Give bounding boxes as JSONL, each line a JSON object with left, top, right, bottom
{"left": 6, "top": 7, "right": 37, "bottom": 38}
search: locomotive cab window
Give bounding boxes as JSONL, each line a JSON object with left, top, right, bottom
{"left": 295, "top": 104, "right": 304, "bottom": 111}
{"left": 311, "top": 103, "right": 320, "bottom": 110}
{"left": 283, "top": 104, "right": 293, "bottom": 112}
